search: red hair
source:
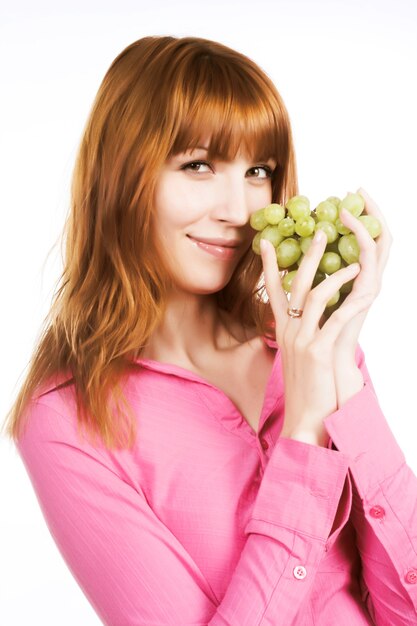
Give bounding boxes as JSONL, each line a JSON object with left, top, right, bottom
{"left": 2, "top": 35, "right": 298, "bottom": 450}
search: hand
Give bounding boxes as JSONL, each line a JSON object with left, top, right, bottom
{"left": 333, "top": 187, "right": 393, "bottom": 362}
{"left": 260, "top": 210, "right": 379, "bottom": 445}
{"left": 330, "top": 188, "right": 393, "bottom": 406}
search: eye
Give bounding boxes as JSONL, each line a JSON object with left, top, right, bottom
{"left": 248, "top": 165, "right": 274, "bottom": 179}
{"left": 181, "top": 160, "right": 213, "bottom": 173}
{"left": 180, "top": 161, "right": 275, "bottom": 178}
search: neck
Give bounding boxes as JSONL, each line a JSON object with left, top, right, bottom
{"left": 140, "top": 290, "right": 253, "bottom": 366}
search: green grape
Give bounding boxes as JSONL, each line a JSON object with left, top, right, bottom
{"left": 250, "top": 191, "right": 374, "bottom": 319}
{"left": 285, "top": 262, "right": 299, "bottom": 272}
{"left": 312, "top": 270, "right": 326, "bottom": 288}
{"left": 282, "top": 269, "right": 298, "bottom": 292}
{"left": 339, "top": 192, "right": 365, "bottom": 217}
{"left": 251, "top": 231, "right": 263, "bottom": 254}
{"left": 326, "top": 196, "right": 341, "bottom": 208}
{"left": 318, "top": 251, "right": 342, "bottom": 274}
{"left": 325, "top": 240, "right": 340, "bottom": 254}
{"left": 250, "top": 207, "right": 269, "bottom": 231}
{"left": 315, "top": 220, "right": 338, "bottom": 243}
{"left": 315, "top": 200, "right": 338, "bottom": 223}
{"left": 264, "top": 203, "right": 286, "bottom": 225}
{"left": 260, "top": 225, "right": 284, "bottom": 247}
{"left": 335, "top": 217, "right": 351, "bottom": 235}
{"left": 338, "top": 233, "right": 360, "bottom": 264}
{"left": 324, "top": 291, "right": 346, "bottom": 318}
{"left": 340, "top": 277, "right": 355, "bottom": 294}
{"left": 326, "top": 289, "right": 340, "bottom": 308}
{"left": 278, "top": 217, "right": 295, "bottom": 236}
{"left": 300, "top": 235, "right": 314, "bottom": 254}
{"left": 285, "top": 195, "right": 310, "bottom": 221}
{"left": 276, "top": 237, "right": 302, "bottom": 268}
{"left": 358, "top": 214, "right": 382, "bottom": 238}
{"left": 295, "top": 215, "right": 316, "bottom": 237}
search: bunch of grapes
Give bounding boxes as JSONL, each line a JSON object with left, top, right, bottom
{"left": 250, "top": 192, "right": 381, "bottom": 316}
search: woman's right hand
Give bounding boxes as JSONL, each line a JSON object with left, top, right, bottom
{"left": 260, "top": 229, "right": 362, "bottom": 446}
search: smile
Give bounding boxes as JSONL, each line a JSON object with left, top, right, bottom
{"left": 186, "top": 235, "right": 240, "bottom": 260}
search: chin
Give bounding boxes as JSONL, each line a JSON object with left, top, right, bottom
{"left": 176, "top": 272, "right": 234, "bottom": 295}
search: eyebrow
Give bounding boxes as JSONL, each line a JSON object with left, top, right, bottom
{"left": 180, "top": 146, "right": 277, "bottom": 164}
{"left": 194, "top": 147, "right": 276, "bottom": 162}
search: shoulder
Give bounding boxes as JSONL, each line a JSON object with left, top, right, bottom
{"left": 29, "top": 370, "right": 77, "bottom": 421}
{"left": 17, "top": 376, "right": 78, "bottom": 448}
{"left": 16, "top": 377, "right": 119, "bottom": 480}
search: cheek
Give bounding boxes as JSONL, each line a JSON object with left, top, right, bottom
{"left": 155, "top": 183, "right": 202, "bottom": 231}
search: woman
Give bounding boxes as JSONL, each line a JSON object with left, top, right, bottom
{"left": 3, "top": 35, "right": 417, "bottom": 625}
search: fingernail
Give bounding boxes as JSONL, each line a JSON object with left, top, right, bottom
{"left": 260, "top": 239, "right": 267, "bottom": 253}
{"left": 313, "top": 230, "right": 325, "bottom": 243}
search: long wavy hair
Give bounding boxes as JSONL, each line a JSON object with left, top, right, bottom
{"left": 2, "top": 35, "right": 298, "bottom": 451}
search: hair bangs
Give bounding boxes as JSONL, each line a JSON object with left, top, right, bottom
{"left": 169, "top": 56, "right": 287, "bottom": 170}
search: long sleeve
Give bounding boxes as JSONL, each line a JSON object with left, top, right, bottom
{"left": 323, "top": 344, "right": 417, "bottom": 624}
{"left": 16, "top": 398, "right": 351, "bottom": 626}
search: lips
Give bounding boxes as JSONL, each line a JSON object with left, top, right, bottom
{"left": 187, "top": 235, "right": 241, "bottom": 248}
{"left": 187, "top": 235, "right": 241, "bottom": 260}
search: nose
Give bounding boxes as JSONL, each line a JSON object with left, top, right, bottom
{"left": 214, "top": 172, "right": 251, "bottom": 226}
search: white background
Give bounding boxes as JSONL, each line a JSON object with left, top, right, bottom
{"left": 1, "top": 0, "right": 416, "bottom": 624}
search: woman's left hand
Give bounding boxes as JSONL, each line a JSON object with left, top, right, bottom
{"left": 329, "top": 187, "right": 393, "bottom": 404}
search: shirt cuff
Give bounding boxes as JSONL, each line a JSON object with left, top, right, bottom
{"left": 245, "top": 437, "right": 350, "bottom": 543}
{"left": 323, "top": 381, "right": 406, "bottom": 496}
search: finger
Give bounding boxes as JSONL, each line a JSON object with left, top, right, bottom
{"left": 314, "top": 292, "right": 373, "bottom": 349}
{"left": 356, "top": 187, "right": 393, "bottom": 274}
{"left": 339, "top": 207, "right": 378, "bottom": 275}
{"left": 377, "top": 235, "right": 392, "bottom": 277}
{"left": 297, "top": 263, "right": 361, "bottom": 339}
{"left": 288, "top": 230, "right": 327, "bottom": 309}
{"left": 260, "top": 238, "right": 289, "bottom": 320}
{"left": 356, "top": 187, "right": 393, "bottom": 245}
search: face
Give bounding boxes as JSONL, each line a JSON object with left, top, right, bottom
{"left": 152, "top": 141, "right": 277, "bottom": 295}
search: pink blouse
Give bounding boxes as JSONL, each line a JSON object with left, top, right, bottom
{"left": 16, "top": 336, "right": 417, "bottom": 625}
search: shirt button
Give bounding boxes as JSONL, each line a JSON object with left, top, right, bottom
{"left": 293, "top": 565, "right": 307, "bottom": 580}
{"left": 405, "top": 569, "right": 417, "bottom": 584}
{"left": 260, "top": 437, "right": 269, "bottom": 450}
{"left": 369, "top": 505, "right": 385, "bottom": 519}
